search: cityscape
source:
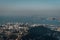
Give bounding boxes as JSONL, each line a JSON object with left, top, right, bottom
{"left": 0, "top": 17, "right": 60, "bottom": 40}
{"left": 0, "top": 0, "right": 60, "bottom": 40}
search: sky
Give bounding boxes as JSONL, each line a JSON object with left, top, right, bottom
{"left": 0, "top": 0, "right": 60, "bottom": 17}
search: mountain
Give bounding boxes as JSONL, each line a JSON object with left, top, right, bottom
{"left": 21, "top": 26, "right": 60, "bottom": 40}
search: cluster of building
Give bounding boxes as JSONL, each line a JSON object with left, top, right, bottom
{"left": 0, "top": 22, "right": 60, "bottom": 40}
{"left": 31, "top": 24, "right": 60, "bottom": 31}
{"left": 0, "top": 23, "right": 29, "bottom": 40}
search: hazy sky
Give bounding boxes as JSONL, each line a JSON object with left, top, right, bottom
{"left": 0, "top": 0, "right": 60, "bottom": 17}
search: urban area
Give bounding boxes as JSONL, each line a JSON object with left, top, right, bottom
{"left": 0, "top": 17, "right": 60, "bottom": 40}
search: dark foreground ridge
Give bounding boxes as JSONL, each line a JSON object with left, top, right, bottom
{"left": 21, "top": 26, "right": 60, "bottom": 40}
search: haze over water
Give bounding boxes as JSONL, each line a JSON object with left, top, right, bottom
{"left": 0, "top": 0, "right": 60, "bottom": 25}
{"left": 0, "top": 0, "right": 60, "bottom": 17}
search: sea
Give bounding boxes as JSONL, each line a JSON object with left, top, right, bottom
{"left": 0, "top": 16, "right": 60, "bottom": 26}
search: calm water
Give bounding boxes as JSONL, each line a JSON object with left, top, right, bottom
{"left": 0, "top": 16, "right": 60, "bottom": 25}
